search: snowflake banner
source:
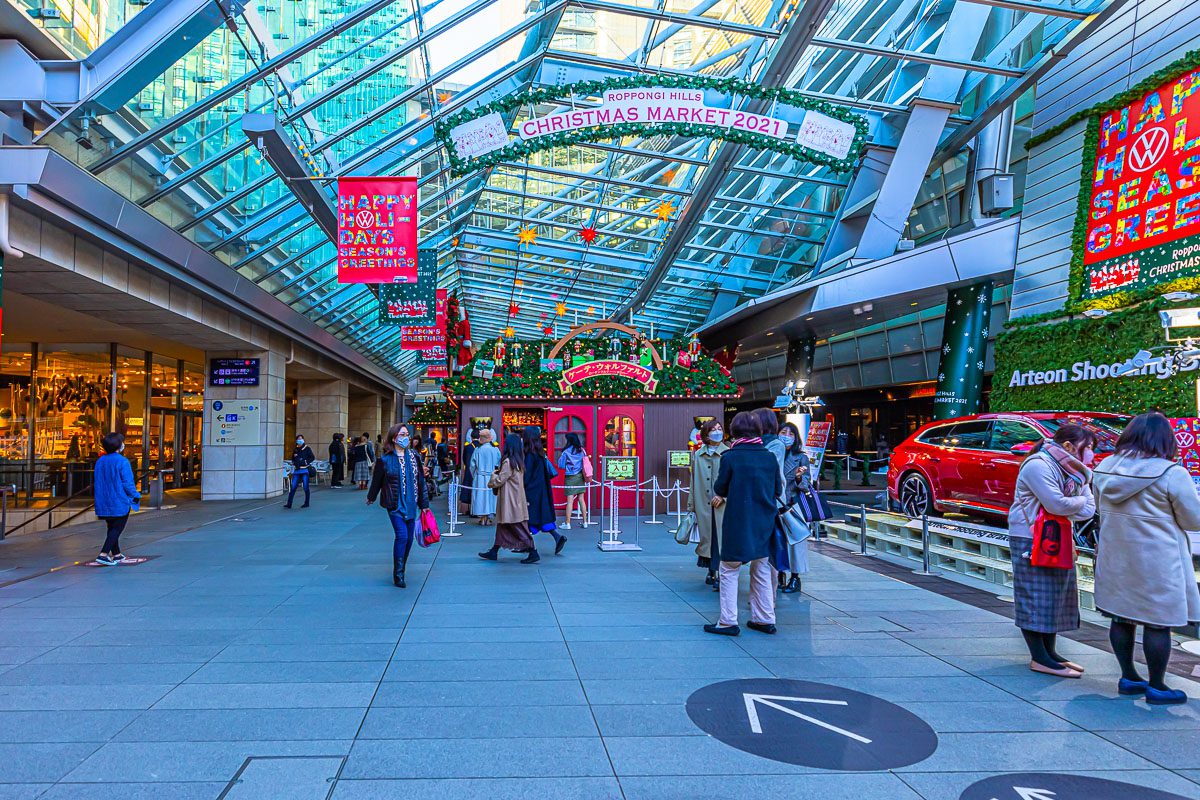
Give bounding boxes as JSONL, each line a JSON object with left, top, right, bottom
{"left": 932, "top": 281, "right": 994, "bottom": 420}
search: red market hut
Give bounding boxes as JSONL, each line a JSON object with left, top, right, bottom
{"left": 444, "top": 322, "right": 741, "bottom": 510}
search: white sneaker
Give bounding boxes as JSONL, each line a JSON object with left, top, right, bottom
{"left": 560, "top": 523, "right": 571, "bottom": 530}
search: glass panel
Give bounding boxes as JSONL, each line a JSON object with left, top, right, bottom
{"left": 553, "top": 415, "right": 587, "bottom": 453}
{"left": 181, "top": 362, "right": 205, "bottom": 412}
{"left": 115, "top": 347, "right": 147, "bottom": 476}
{"left": 943, "top": 421, "right": 991, "bottom": 449}
{"left": 35, "top": 346, "right": 112, "bottom": 465}
{"left": 151, "top": 355, "right": 179, "bottom": 410}
{"left": 602, "top": 415, "right": 637, "bottom": 457}
{"left": 0, "top": 346, "right": 33, "bottom": 469}
{"left": 989, "top": 420, "right": 1041, "bottom": 452}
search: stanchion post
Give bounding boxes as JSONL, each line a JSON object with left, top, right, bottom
{"left": 858, "top": 503, "right": 868, "bottom": 555}
{"left": 914, "top": 514, "right": 936, "bottom": 575}
{"left": 645, "top": 475, "right": 662, "bottom": 525}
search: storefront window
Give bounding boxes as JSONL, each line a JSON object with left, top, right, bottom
{"left": 116, "top": 348, "right": 147, "bottom": 476}
{"left": 150, "top": 355, "right": 178, "bottom": 410}
{"left": 181, "top": 363, "right": 204, "bottom": 412}
{"left": 36, "top": 346, "right": 112, "bottom": 464}
{"left": 0, "top": 346, "right": 32, "bottom": 468}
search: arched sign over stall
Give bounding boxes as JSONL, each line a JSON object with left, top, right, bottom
{"left": 436, "top": 74, "right": 870, "bottom": 177}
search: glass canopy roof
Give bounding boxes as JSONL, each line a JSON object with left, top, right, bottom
{"left": 33, "top": 0, "right": 1107, "bottom": 384}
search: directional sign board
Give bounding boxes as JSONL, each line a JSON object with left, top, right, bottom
{"left": 209, "top": 400, "right": 262, "bottom": 446}
{"left": 686, "top": 678, "right": 937, "bottom": 770}
{"left": 959, "top": 773, "right": 1192, "bottom": 800}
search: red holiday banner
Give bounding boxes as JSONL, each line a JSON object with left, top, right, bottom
{"left": 401, "top": 289, "right": 447, "bottom": 350}
{"left": 558, "top": 359, "right": 657, "bottom": 393}
{"left": 1083, "top": 68, "right": 1200, "bottom": 297}
{"left": 337, "top": 176, "right": 418, "bottom": 284}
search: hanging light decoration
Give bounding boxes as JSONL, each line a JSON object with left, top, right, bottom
{"left": 578, "top": 224, "right": 598, "bottom": 244}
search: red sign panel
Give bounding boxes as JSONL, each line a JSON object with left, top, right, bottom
{"left": 1082, "top": 69, "right": 1200, "bottom": 298}
{"left": 805, "top": 421, "right": 832, "bottom": 449}
{"left": 557, "top": 359, "right": 657, "bottom": 393}
{"left": 401, "top": 289, "right": 447, "bottom": 350}
{"left": 337, "top": 176, "right": 418, "bottom": 284}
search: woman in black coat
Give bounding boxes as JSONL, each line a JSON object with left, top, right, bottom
{"left": 523, "top": 426, "right": 566, "bottom": 555}
{"left": 705, "top": 411, "right": 782, "bottom": 637}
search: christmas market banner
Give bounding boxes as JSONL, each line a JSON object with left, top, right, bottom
{"left": 379, "top": 249, "right": 436, "bottom": 325}
{"left": 400, "top": 289, "right": 447, "bottom": 350}
{"left": 336, "top": 176, "right": 418, "bottom": 284}
{"left": 444, "top": 326, "right": 739, "bottom": 400}
{"left": 436, "top": 74, "right": 868, "bottom": 178}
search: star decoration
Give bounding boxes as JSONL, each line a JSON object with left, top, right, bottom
{"left": 579, "top": 225, "right": 598, "bottom": 244}
{"left": 504, "top": 326, "right": 515, "bottom": 338}
{"left": 518, "top": 226, "right": 537, "bottom": 245}
{"left": 540, "top": 311, "right": 548, "bottom": 319}
{"left": 555, "top": 301, "right": 568, "bottom": 317}
{"left": 587, "top": 306, "right": 596, "bottom": 315}
{"left": 664, "top": 167, "right": 678, "bottom": 182}
{"left": 543, "top": 326, "right": 554, "bottom": 335}
{"left": 508, "top": 302, "right": 520, "bottom": 317}
{"left": 654, "top": 201, "right": 676, "bottom": 221}
{"left": 514, "top": 278, "right": 523, "bottom": 287}
{"left": 451, "top": 236, "right": 459, "bottom": 247}
{"left": 438, "top": 91, "right": 453, "bottom": 104}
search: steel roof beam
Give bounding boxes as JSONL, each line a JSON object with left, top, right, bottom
{"left": 961, "top": 0, "right": 1091, "bottom": 19}
{"left": 614, "top": 0, "right": 838, "bottom": 320}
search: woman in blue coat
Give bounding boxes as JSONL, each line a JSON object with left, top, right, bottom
{"left": 705, "top": 412, "right": 782, "bottom": 636}
{"left": 93, "top": 432, "right": 141, "bottom": 565}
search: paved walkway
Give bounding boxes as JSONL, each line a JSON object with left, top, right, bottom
{"left": 0, "top": 489, "right": 1199, "bottom": 799}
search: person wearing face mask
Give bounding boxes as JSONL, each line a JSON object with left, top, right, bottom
{"left": 778, "top": 421, "right": 811, "bottom": 595}
{"left": 285, "top": 435, "right": 316, "bottom": 509}
{"left": 1008, "top": 425, "right": 1097, "bottom": 679}
{"left": 92, "top": 432, "right": 142, "bottom": 565}
{"left": 689, "top": 419, "right": 728, "bottom": 587}
{"left": 368, "top": 423, "right": 430, "bottom": 588}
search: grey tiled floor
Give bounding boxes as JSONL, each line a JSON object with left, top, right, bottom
{"left": 0, "top": 489, "right": 1199, "bottom": 798}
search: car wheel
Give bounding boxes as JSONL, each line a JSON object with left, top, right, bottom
{"left": 898, "top": 473, "right": 933, "bottom": 517}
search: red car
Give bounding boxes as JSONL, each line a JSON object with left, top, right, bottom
{"left": 887, "top": 411, "right": 1131, "bottom": 518}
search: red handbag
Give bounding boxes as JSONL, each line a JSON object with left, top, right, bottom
{"left": 1030, "top": 509, "right": 1074, "bottom": 569}
{"left": 419, "top": 508, "right": 440, "bottom": 547}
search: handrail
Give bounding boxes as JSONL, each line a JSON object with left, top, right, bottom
{"left": 3, "top": 468, "right": 152, "bottom": 539}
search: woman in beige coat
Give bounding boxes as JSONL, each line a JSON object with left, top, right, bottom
{"left": 689, "top": 419, "right": 728, "bottom": 587}
{"left": 479, "top": 433, "right": 539, "bottom": 564}
{"left": 1093, "top": 412, "right": 1200, "bottom": 705}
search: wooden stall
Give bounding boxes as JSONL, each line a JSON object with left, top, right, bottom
{"left": 445, "top": 322, "right": 740, "bottom": 511}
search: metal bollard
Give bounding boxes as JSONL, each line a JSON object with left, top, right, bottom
{"left": 914, "top": 514, "right": 936, "bottom": 575}
{"left": 645, "top": 476, "right": 662, "bottom": 524}
{"left": 856, "top": 503, "right": 869, "bottom": 555}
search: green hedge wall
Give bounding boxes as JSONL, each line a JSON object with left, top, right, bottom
{"left": 991, "top": 300, "right": 1193, "bottom": 416}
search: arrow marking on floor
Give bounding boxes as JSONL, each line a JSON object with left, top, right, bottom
{"left": 742, "top": 693, "right": 872, "bottom": 743}
{"left": 1013, "top": 789, "right": 1057, "bottom": 800}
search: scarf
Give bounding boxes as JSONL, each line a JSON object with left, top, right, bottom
{"left": 731, "top": 437, "right": 763, "bottom": 446}
{"left": 1042, "top": 440, "right": 1089, "bottom": 490}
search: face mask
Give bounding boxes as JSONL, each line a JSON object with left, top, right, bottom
{"left": 707, "top": 430, "right": 723, "bottom": 443}
{"left": 396, "top": 436, "right": 410, "bottom": 449}
{"left": 296, "top": 439, "right": 304, "bottom": 447}
{"left": 779, "top": 434, "right": 795, "bottom": 447}
{"left": 119, "top": 443, "right": 125, "bottom": 453}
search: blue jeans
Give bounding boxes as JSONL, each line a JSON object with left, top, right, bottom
{"left": 389, "top": 510, "right": 416, "bottom": 565}
{"left": 287, "top": 471, "right": 310, "bottom": 505}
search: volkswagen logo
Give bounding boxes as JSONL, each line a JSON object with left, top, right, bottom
{"left": 1129, "top": 125, "right": 1169, "bottom": 173}
{"left": 355, "top": 210, "right": 375, "bottom": 227}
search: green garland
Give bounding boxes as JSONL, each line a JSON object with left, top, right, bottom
{"left": 1027, "top": 47, "right": 1200, "bottom": 150}
{"left": 435, "top": 74, "right": 869, "bottom": 177}
{"left": 410, "top": 402, "right": 457, "bottom": 424}
{"left": 991, "top": 299, "right": 1194, "bottom": 416}
{"left": 443, "top": 335, "right": 740, "bottom": 399}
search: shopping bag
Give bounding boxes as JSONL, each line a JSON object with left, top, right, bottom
{"left": 1030, "top": 509, "right": 1074, "bottom": 569}
{"left": 419, "top": 508, "right": 441, "bottom": 547}
{"left": 673, "top": 511, "right": 696, "bottom": 545}
{"left": 581, "top": 453, "right": 594, "bottom": 480}
{"left": 795, "top": 486, "right": 831, "bottom": 522}
{"left": 777, "top": 502, "right": 811, "bottom": 545}
{"left": 768, "top": 522, "right": 791, "bottom": 572}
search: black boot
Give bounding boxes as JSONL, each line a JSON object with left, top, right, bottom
{"left": 520, "top": 548, "right": 541, "bottom": 564}
{"left": 478, "top": 546, "right": 499, "bottom": 561}
{"left": 393, "top": 557, "right": 406, "bottom": 588}
{"left": 781, "top": 574, "right": 801, "bottom": 594}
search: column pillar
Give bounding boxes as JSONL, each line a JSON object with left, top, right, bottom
{"left": 202, "top": 347, "right": 287, "bottom": 499}
{"left": 295, "top": 379, "right": 349, "bottom": 450}
{"left": 349, "top": 392, "right": 383, "bottom": 441}
{"left": 932, "top": 281, "right": 994, "bottom": 420}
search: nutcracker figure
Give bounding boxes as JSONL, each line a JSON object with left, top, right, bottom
{"left": 607, "top": 331, "right": 622, "bottom": 361}
{"left": 493, "top": 335, "right": 507, "bottom": 370}
{"left": 511, "top": 341, "right": 524, "bottom": 369}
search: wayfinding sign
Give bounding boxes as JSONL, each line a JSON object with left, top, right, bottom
{"left": 686, "top": 678, "right": 937, "bottom": 771}
{"left": 959, "top": 773, "right": 1192, "bottom": 800}
{"left": 209, "top": 400, "right": 262, "bottom": 446}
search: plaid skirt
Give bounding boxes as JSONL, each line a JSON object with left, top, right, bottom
{"left": 352, "top": 461, "right": 372, "bottom": 483}
{"left": 1011, "top": 541, "right": 1079, "bottom": 633}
